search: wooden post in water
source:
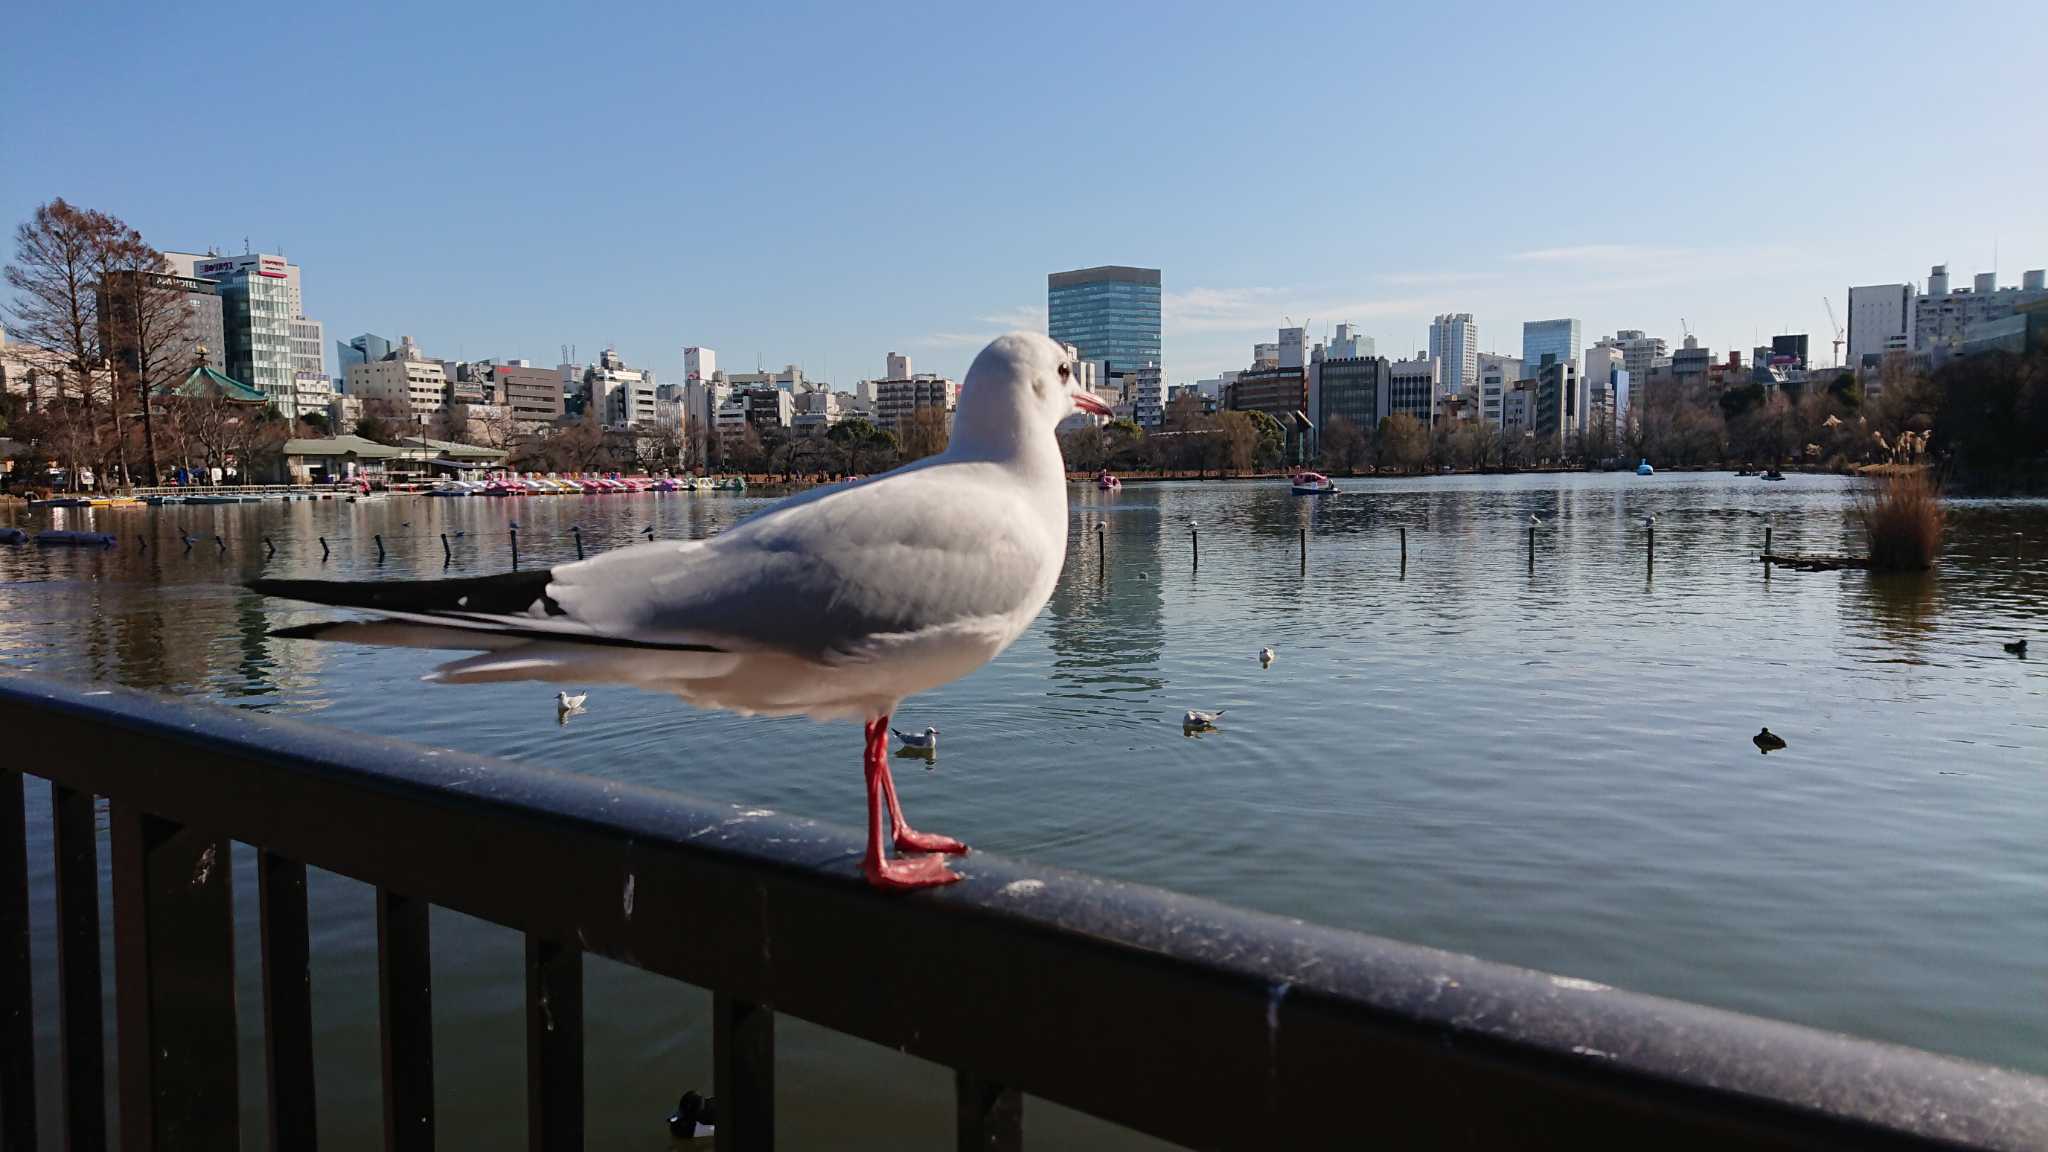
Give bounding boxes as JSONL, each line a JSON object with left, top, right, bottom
{"left": 441, "top": 533, "right": 452, "bottom": 566}
{"left": 1190, "top": 524, "right": 1199, "bottom": 572}
{"left": 1528, "top": 524, "right": 1536, "bottom": 572}
{"left": 374, "top": 534, "right": 385, "bottom": 562}
{"left": 1647, "top": 523, "right": 1655, "bottom": 569}
{"left": 1763, "top": 525, "right": 1773, "bottom": 566}
{"left": 1096, "top": 522, "right": 1104, "bottom": 572}
{"left": 214, "top": 535, "right": 226, "bottom": 553}
{"left": 137, "top": 535, "right": 146, "bottom": 551}
{"left": 572, "top": 526, "right": 585, "bottom": 560}
{"left": 510, "top": 527, "right": 519, "bottom": 570}
{"left": 264, "top": 536, "right": 275, "bottom": 557}
{"left": 319, "top": 537, "right": 329, "bottom": 561}
{"left": 1399, "top": 526, "right": 1407, "bottom": 565}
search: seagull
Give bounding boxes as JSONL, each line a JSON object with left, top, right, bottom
{"left": 1753, "top": 727, "right": 1786, "bottom": 754}
{"left": 248, "top": 333, "right": 1108, "bottom": 890}
{"left": 892, "top": 726, "right": 938, "bottom": 752}
{"left": 557, "top": 690, "right": 587, "bottom": 712}
{"left": 2004, "top": 639, "right": 2028, "bottom": 657}
{"left": 1184, "top": 709, "right": 1225, "bottom": 729}
{"left": 1259, "top": 647, "right": 1275, "bottom": 667}
{"left": 668, "top": 1091, "right": 716, "bottom": 1140}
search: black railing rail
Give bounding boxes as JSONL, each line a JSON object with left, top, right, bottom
{"left": 3, "top": 674, "right": 2047, "bottom": 1152}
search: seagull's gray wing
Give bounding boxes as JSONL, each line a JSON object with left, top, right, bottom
{"left": 546, "top": 462, "right": 1057, "bottom": 660}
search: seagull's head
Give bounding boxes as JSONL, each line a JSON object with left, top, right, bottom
{"left": 954, "top": 332, "right": 1111, "bottom": 456}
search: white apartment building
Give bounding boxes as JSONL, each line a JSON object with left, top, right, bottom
{"left": 1612, "top": 330, "right": 1668, "bottom": 385}
{"left": 1133, "top": 362, "right": 1164, "bottom": 427}
{"left": 586, "top": 346, "right": 658, "bottom": 428}
{"left": 345, "top": 336, "right": 447, "bottom": 416}
{"left": 1846, "top": 284, "right": 1913, "bottom": 368}
{"left": 1477, "top": 353, "right": 1522, "bottom": 428}
{"left": 886, "top": 352, "right": 911, "bottom": 380}
{"left": 1427, "top": 313, "right": 1479, "bottom": 398}
{"left": 1278, "top": 328, "right": 1308, "bottom": 370}
{"left": 874, "top": 375, "right": 957, "bottom": 431}
{"left": 1911, "top": 264, "right": 2048, "bottom": 354}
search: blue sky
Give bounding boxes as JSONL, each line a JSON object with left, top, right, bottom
{"left": 5, "top": 1, "right": 2044, "bottom": 385}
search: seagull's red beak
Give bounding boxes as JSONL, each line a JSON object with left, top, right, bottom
{"left": 1070, "top": 389, "right": 1112, "bottom": 417}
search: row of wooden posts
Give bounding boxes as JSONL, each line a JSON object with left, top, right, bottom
{"left": 25, "top": 520, "right": 1784, "bottom": 576}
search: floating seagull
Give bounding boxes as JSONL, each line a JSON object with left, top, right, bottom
{"left": 1183, "top": 709, "right": 1225, "bottom": 730}
{"left": 1643, "top": 514, "right": 1656, "bottom": 527}
{"left": 556, "top": 690, "right": 587, "bottom": 712}
{"left": 1753, "top": 727, "right": 1786, "bottom": 754}
{"left": 2004, "top": 639, "right": 2028, "bottom": 657}
{"left": 892, "top": 726, "right": 938, "bottom": 753}
{"left": 1259, "top": 647, "right": 1275, "bottom": 667}
{"left": 250, "top": 333, "right": 1108, "bottom": 890}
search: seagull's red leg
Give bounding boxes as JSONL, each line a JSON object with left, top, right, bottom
{"left": 860, "top": 716, "right": 960, "bottom": 890}
{"left": 876, "top": 729, "right": 968, "bottom": 855}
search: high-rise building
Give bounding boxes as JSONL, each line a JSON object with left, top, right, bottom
{"left": 1315, "top": 356, "right": 1389, "bottom": 437}
{"left": 1386, "top": 355, "right": 1441, "bottom": 425}
{"left": 1769, "top": 333, "right": 1809, "bottom": 368}
{"left": 1133, "top": 362, "right": 1164, "bottom": 427}
{"left": 1047, "top": 265, "right": 1162, "bottom": 379}
{"left": 1846, "top": 284, "right": 1912, "bottom": 368}
{"left": 1250, "top": 343, "right": 1279, "bottom": 369}
{"left": 1584, "top": 344, "right": 1628, "bottom": 440}
{"left": 1531, "top": 357, "right": 1581, "bottom": 443}
{"left": 1278, "top": 327, "right": 1308, "bottom": 370}
{"left": 1522, "top": 319, "right": 1581, "bottom": 387}
{"left": 493, "top": 364, "right": 566, "bottom": 427}
{"left": 1427, "top": 313, "right": 1479, "bottom": 397}
{"left": 874, "top": 375, "right": 958, "bottom": 431}
{"left": 96, "top": 269, "right": 226, "bottom": 379}
{"left": 1670, "top": 335, "right": 1712, "bottom": 386}
{"left": 178, "top": 253, "right": 298, "bottom": 416}
{"left": 1477, "top": 353, "right": 1522, "bottom": 428}
{"left": 586, "top": 346, "right": 658, "bottom": 427}
{"left": 886, "top": 352, "right": 911, "bottom": 380}
{"left": 1327, "top": 323, "right": 1374, "bottom": 360}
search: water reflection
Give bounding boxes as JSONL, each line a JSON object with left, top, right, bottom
{"left": 4, "top": 476, "right": 2048, "bottom": 1147}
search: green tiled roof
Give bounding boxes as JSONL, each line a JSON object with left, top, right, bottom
{"left": 160, "top": 365, "right": 266, "bottom": 403}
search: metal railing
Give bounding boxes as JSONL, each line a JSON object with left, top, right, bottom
{"left": 2, "top": 674, "right": 2046, "bottom": 1151}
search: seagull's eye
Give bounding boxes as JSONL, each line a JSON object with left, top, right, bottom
{"left": 1058, "top": 363, "right": 1071, "bottom": 380}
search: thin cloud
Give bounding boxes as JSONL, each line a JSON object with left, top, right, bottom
{"left": 907, "top": 331, "right": 992, "bottom": 349}
{"left": 979, "top": 304, "right": 1046, "bottom": 330}
{"left": 1507, "top": 244, "right": 1696, "bottom": 264}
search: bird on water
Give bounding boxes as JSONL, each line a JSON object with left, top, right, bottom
{"left": 249, "top": 334, "right": 1109, "bottom": 890}
{"left": 1184, "top": 709, "right": 1226, "bottom": 730}
{"left": 892, "top": 726, "right": 938, "bottom": 753}
{"left": 1753, "top": 727, "right": 1787, "bottom": 753}
{"left": 2004, "top": 639, "right": 2028, "bottom": 657}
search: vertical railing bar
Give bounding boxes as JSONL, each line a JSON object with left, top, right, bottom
{"left": 954, "top": 1071, "right": 1022, "bottom": 1152}
{"left": 377, "top": 890, "right": 434, "bottom": 1152}
{"left": 260, "top": 851, "right": 318, "bottom": 1150}
{"left": 524, "top": 935, "right": 583, "bottom": 1152}
{"left": 0, "top": 769, "right": 35, "bottom": 1152}
{"left": 109, "top": 804, "right": 240, "bottom": 1150}
{"left": 52, "top": 784, "right": 107, "bottom": 1152}
{"left": 712, "top": 992, "right": 774, "bottom": 1152}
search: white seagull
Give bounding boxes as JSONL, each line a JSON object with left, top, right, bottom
{"left": 892, "top": 726, "right": 939, "bottom": 752}
{"left": 1259, "top": 647, "right": 1275, "bottom": 667}
{"left": 1183, "top": 709, "right": 1226, "bottom": 729}
{"left": 252, "top": 333, "right": 1110, "bottom": 890}
{"left": 556, "top": 690, "right": 588, "bottom": 712}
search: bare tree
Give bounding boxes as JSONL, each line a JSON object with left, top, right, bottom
{"left": 101, "top": 237, "right": 197, "bottom": 484}
{"left": 898, "top": 406, "right": 950, "bottom": 461}
{"left": 4, "top": 199, "right": 128, "bottom": 483}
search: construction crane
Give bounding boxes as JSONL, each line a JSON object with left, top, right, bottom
{"left": 1824, "top": 297, "right": 1845, "bottom": 368}
{"left": 1679, "top": 317, "right": 1693, "bottom": 342}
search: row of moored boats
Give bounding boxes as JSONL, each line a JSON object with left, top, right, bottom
{"left": 426, "top": 474, "right": 748, "bottom": 497}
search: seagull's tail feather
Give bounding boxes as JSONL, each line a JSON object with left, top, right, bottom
{"left": 426, "top": 643, "right": 741, "bottom": 686}
{"left": 250, "top": 570, "right": 561, "bottom": 616}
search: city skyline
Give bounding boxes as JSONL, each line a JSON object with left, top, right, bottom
{"left": 5, "top": 2, "right": 2044, "bottom": 387}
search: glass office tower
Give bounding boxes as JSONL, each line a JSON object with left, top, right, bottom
{"left": 1048, "top": 266, "right": 1162, "bottom": 378}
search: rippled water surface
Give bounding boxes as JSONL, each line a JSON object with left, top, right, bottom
{"left": 3, "top": 473, "right": 2045, "bottom": 1149}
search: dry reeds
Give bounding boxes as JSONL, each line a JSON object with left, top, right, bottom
{"left": 1857, "top": 468, "right": 1945, "bottom": 571}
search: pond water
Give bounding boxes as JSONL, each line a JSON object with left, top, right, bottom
{"left": 3, "top": 472, "right": 2045, "bottom": 1149}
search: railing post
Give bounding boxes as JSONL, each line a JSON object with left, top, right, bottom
{"left": 53, "top": 784, "right": 107, "bottom": 1151}
{"left": 713, "top": 993, "right": 773, "bottom": 1152}
{"left": 955, "top": 1071, "right": 1022, "bottom": 1152}
{"left": 260, "top": 851, "right": 317, "bottom": 1151}
{"left": 525, "top": 936, "right": 583, "bottom": 1152}
{"left": 0, "top": 768, "right": 35, "bottom": 1152}
{"left": 110, "top": 804, "right": 239, "bottom": 1151}
{"left": 378, "top": 890, "right": 435, "bottom": 1152}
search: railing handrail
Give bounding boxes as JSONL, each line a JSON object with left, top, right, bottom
{"left": 4, "top": 672, "right": 2046, "bottom": 1150}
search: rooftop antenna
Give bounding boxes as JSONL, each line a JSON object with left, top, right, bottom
{"left": 243, "top": 236, "right": 250, "bottom": 255}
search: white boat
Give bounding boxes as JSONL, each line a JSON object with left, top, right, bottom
{"left": 1290, "top": 471, "right": 1337, "bottom": 495}
{"left": 1635, "top": 459, "right": 1655, "bottom": 476}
